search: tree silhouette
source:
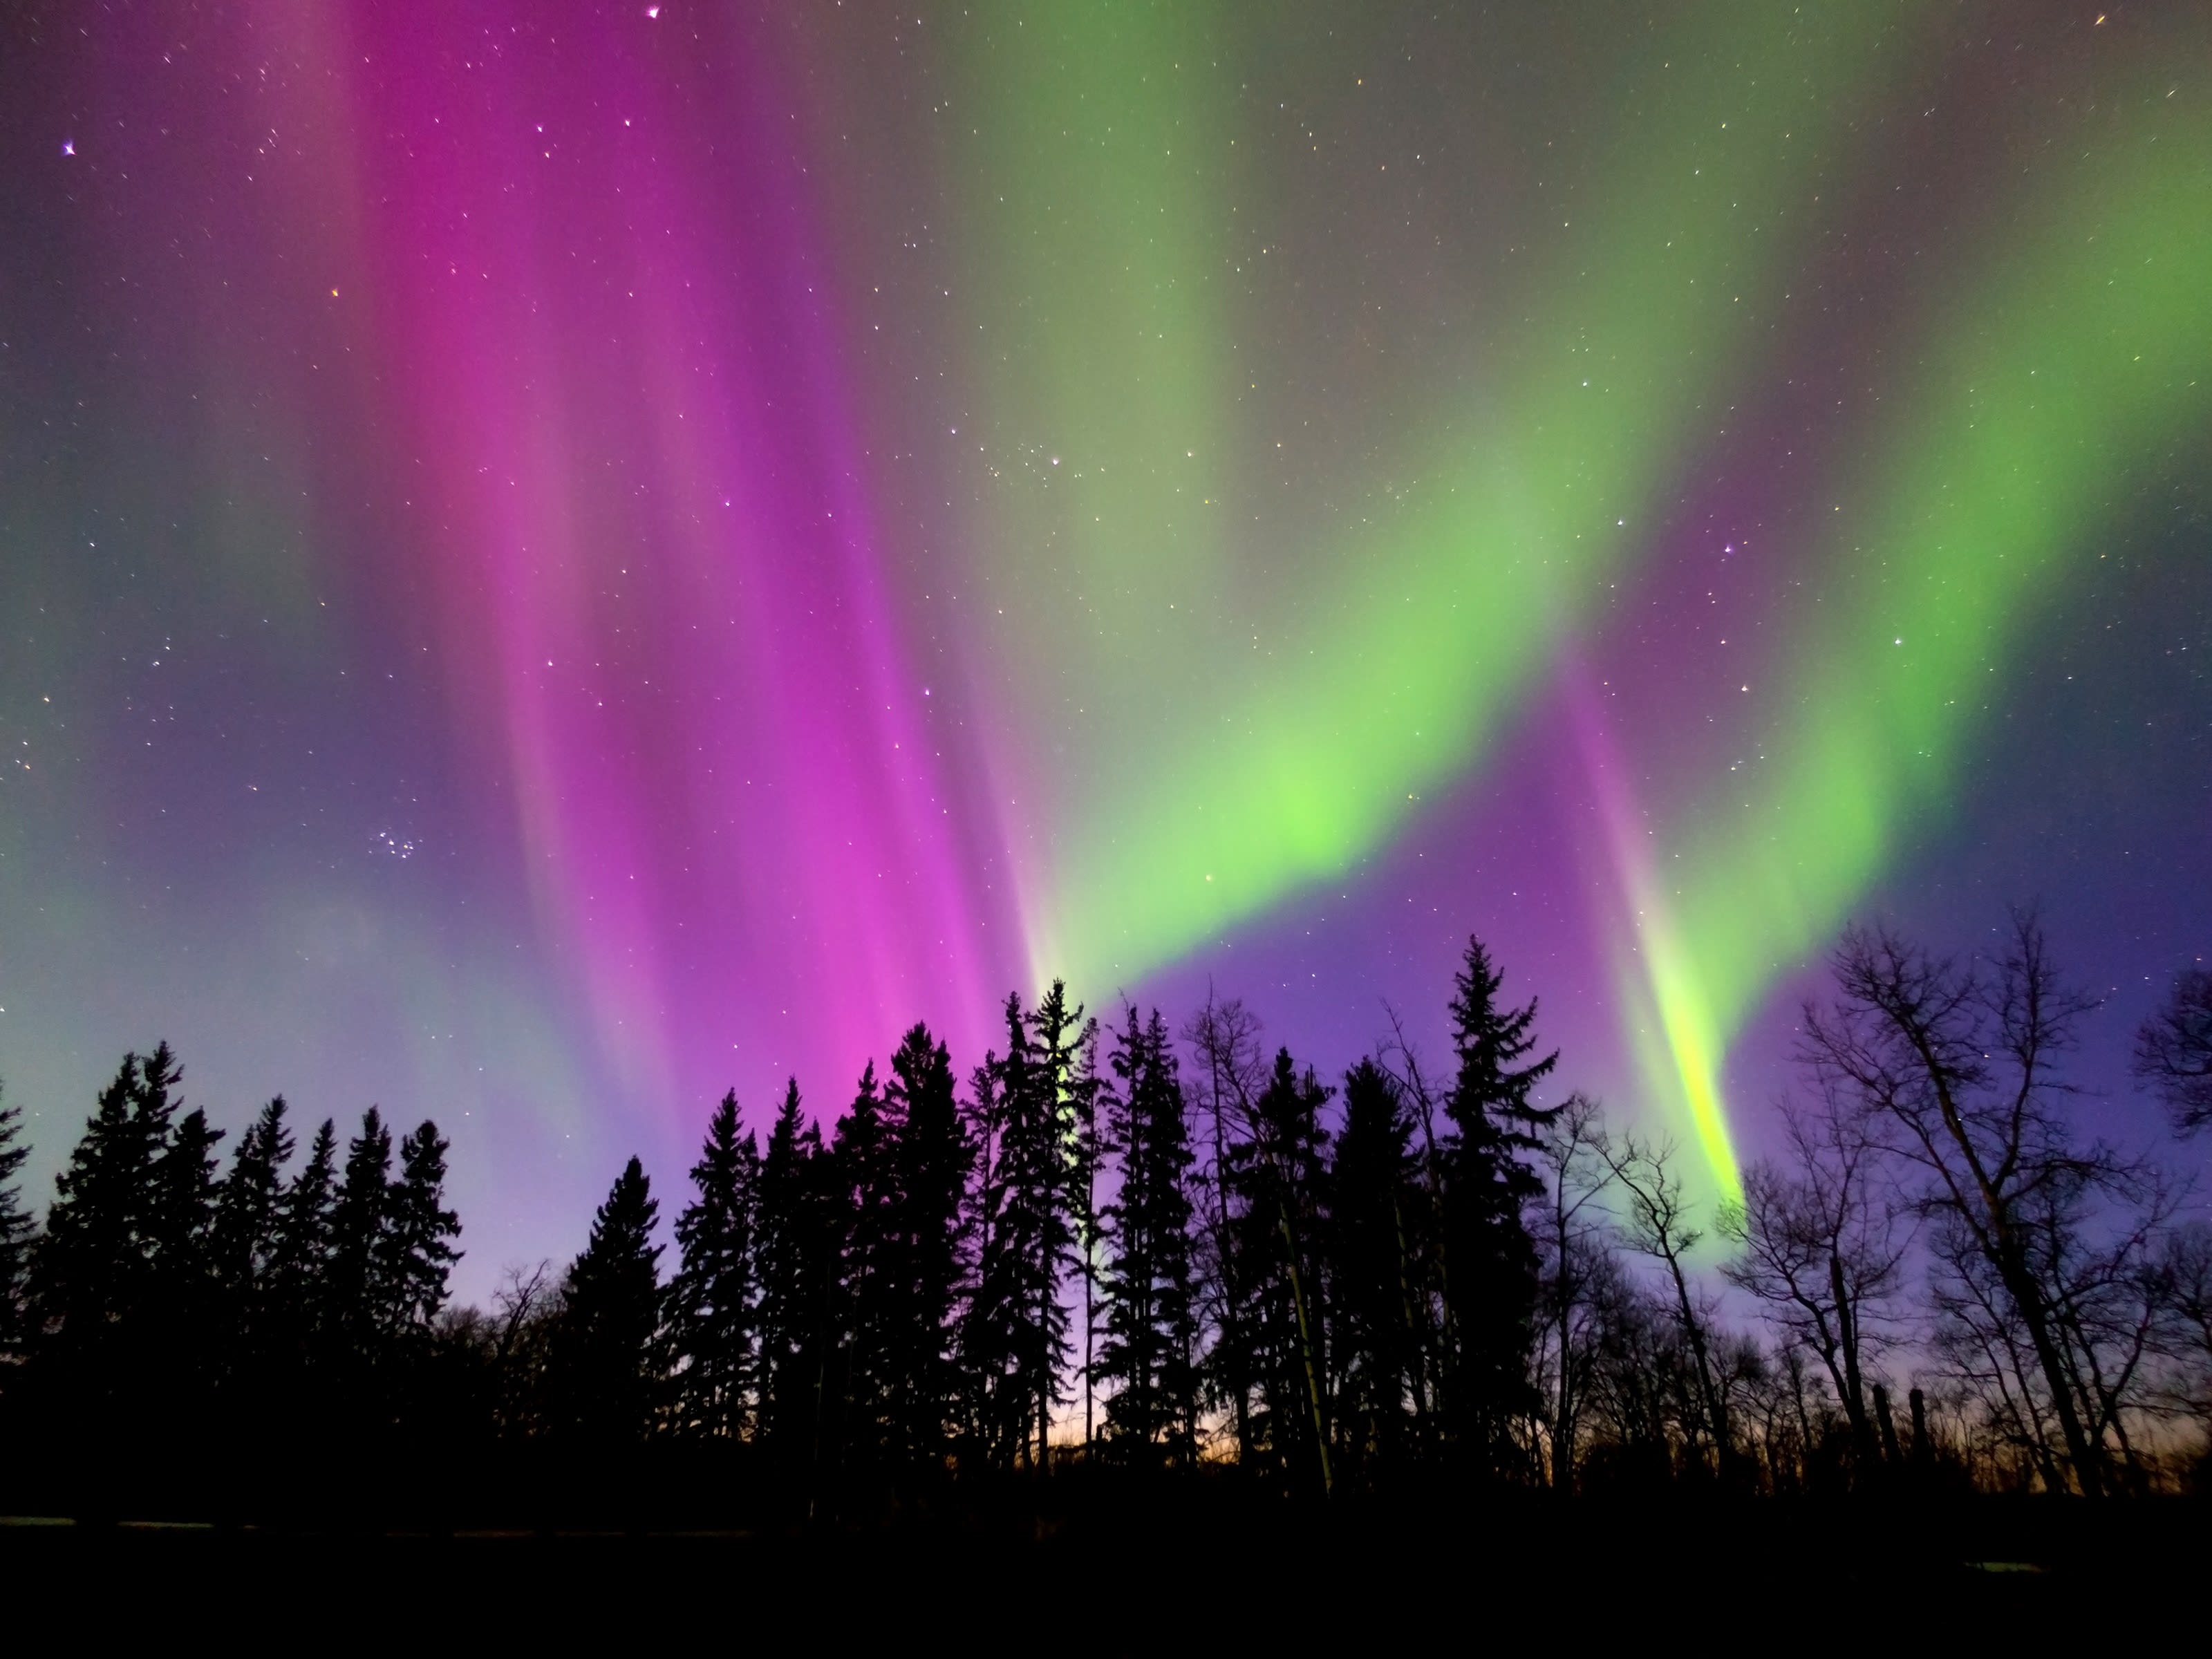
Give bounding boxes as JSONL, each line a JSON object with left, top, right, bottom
{"left": 881, "top": 1022, "right": 967, "bottom": 1466}
{"left": 1436, "top": 937, "right": 1551, "bottom": 1472}
{"left": 753, "top": 1079, "right": 836, "bottom": 1463}
{"left": 1226, "top": 1049, "right": 1335, "bottom": 1494}
{"left": 668, "top": 1089, "right": 760, "bottom": 1440}
{"left": 958, "top": 1046, "right": 1019, "bottom": 1462}
{"left": 1184, "top": 993, "right": 1266, "bottom": 1464}
{"left": 382, "top": 1120, "right": 460, "bottom": 1334}
{"left": 957, "top": 988, "right": 1091, "bottom": 1468}
{"left": 831, "top": 1060, "right": 894, "bottom": 1468}
{"left": 146, "top": 1104, "right": 225, "bottom": 1394}
{"left": 0, "top": 1085, "right": 30, "bottom": 1360}
{"left": 550, "top": 1156, "right": 664, "bottom": 1441}
{"left": 1328, "top": 1056, "right": 1426, "bottom": 1479}
{"left": 1528, "top": 1092, "right": 1611, "bottom": 1488}
{"left": 2136, "top": 966, "right": 2212, "bottom": 1135}
{"left": 31, "top": 1048, "right": 182, "bottom": 1395}
{"left": 327, "top": 1108, "right": 393, "bottom": 1368}
{"left": 1098, "top": 1005, "right": 1199, "bottom": 1463}
{"left": 1602, "top": 1131, "right": 1728, "bottom": 1463}
{"left": 4, "top": 913, "right": 2207, "bottom": 1521}
{"left": 1716, "top": 1091, "right": 1906, "bottom": 1483}
{"left": 1018, "top": 984, "right": 1088, "bottom": 1465}
{"left": 211, "top": 1097, "right": 294, "bottom": 1345}
{"left": 1804, "top": 915, "right": 2146, "bottom": 1497}
{"left": 269, "top": 1117, "right": 339, "bottom": 1358}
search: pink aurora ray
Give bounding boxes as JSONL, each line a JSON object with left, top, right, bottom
{"left": 335, "top": 7, "right": 1006, "bottom": 1114}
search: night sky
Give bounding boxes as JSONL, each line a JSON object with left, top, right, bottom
{"left": 3, "top": 1, "right": 2207, "bottom": 1289}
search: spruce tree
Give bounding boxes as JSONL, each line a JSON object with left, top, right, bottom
{"left": 668, "top": 1089, "right": 760, "bottom": 1438}
{"left": 212, "top": 1097, "right": 294, "bottom": 1322}
{"left": 32, "top": 1049, "right": 179, "bottom": 1380}
{"left": 1436, "top": 935, "right": 1552, "bottom": 1471}
{"left": 23, "top": 1044, "right": 200, "bottom": 1438}
{"left": 146, "top": 1104, "right": 225, "bottom": 1389}
{"left": 754, "top": 1079, "right": 832, "bottom": 1458}
{"left": 328, "top": 1107, "right": 394, "bottom": 1358}
{"left": 1228, "top": 1049, "right": 1335, "bottom": 1493}
{"left": 883, "top": 1022, "right": 966, "bottom": 1466}
{"left": 958, "top": 1049, "right": 1022, "bottom": 1464}
{"left": 270, "top": 1118, "right": 339, "bottom": 1349}
{"left": 552, "top": 1156, "right": 664, "bottom": 1441}
{"left": 380, "top": 1121, "right": 460, "bottom": 1333}
{"left": 1329, "top": 1058, "right": 1427, "bottom": 1477}
{"left": 150, "top": 1108, "right": 224, "bottom": 1268}
{"left": 832, "top": 1061, "right": 894, "bottom": 1464}
{"left": 1098, "top": 1007, "right": 1199, "bottom": 1463}
{"left": 983, "top": 985, "right": 1087, "bottom": 1466}
{"left": 1069, "top": 1025, "right": 1107, "bottom": 1450}
{"left": 0, "top": 1085, "right": 30, "bottom": 1360}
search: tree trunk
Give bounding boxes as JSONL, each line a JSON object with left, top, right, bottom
{"left": 1916, "top": 1036, "right": 2106, "bottom": 1495}
{"left": 2007, "top": 1262, "right": 2103, "bottom": 1495}
{"left": 1391, "top": 1196, "right": 1434, "bottom": 1459}
{"left": 1662, "top": 1248, "right": 1724, "bottom": 1461}
{"left": 1201, "top": 1068, "right": 1253, "bottom": 1465}
{"left": 1830, "top": 1253, "right": 1875, "bottom": 1475}
{"left": 1278, "top": 1201, "right": 1333, "bottom": 1497}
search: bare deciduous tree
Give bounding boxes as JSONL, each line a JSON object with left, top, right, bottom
{"left": 1716, "top": 1088, "right": 1907, "bottom": 1479}
{"left": 2156, "top": 1225, "right": 2212, "bottom": 1432}
{"left": 1803, "top": 913, "right": 2157, "bottom": 1495}
{"left": 1183, "top": 989, "right": 1266, "bottom": 1461}
{"left": 1600, "top": 1130, "right": 1727, "bottom": 1462}
{"left": 1529, "top": 1091, "right": 1611, "bottom": 1487}
{"left": 2135, "top": 966, "right": 2212, "bottom": 1136}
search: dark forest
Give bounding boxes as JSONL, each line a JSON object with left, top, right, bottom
{"left": 4, "top": 915, "right": 2209, "bottom": 1559}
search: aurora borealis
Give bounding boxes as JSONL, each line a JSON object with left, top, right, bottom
{"left": 3, "top": 2, "right": 2207, "bottom": 1277}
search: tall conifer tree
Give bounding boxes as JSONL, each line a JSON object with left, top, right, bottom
{"left": 146, "top": 1105, "right": 225, "bottom": 1388}
{"left": 1099, "top": 1007, "right": 1199, "bottom": 1462}
{"left": 381, "top": 1121, "right": 460, "bottom": 1333}
{"left": 270, "top": 1118, "right": 339, "bottom": 1349}
{"left": 328, "top": 1107, "right": 393, "bottom": 1360}
{"left": 832, "top": 1062, "right": 894, "bottom": 1464}
{"left": 212, "top": 1097, "right": 294, "bottom": 1324}
{"left": 984, "top": 985, "right": 1088, "bottom": 1465}
{"left": 754, "top": 1080, "right": 834, "bottom": 1459}
{"left": 1436, "top": 936, "right": 1552, "bottom": 1470}
{"left": 1329, "top": 1058, "right": 1427, "bottom": 1477}
{"left": 33, "top": 1049, "right": 180, "bottom": 1380}
{"left": 669, "top": 1090, "right": 760, "bottom": 1439}
{"left": 883, "top": 1023, "right": 967, "bottom": 1465}
{"left": 1228, "top": 1050, "right": 1335, "bottom": 1493}
{"left": 958, "top": 1049, "right": 1020, "bottom": 1463}
{"left": 552, "top": 1156, "right": 664, "bottom": 1440}
{"left": 0, "top": 1085, "right": 31, "bottom": 1359}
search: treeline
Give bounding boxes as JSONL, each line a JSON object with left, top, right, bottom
{"left": 1, "top": 917, "right": 2209, "bottom": 1517}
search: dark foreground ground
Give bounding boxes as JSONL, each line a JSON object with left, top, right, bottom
{"left": 3, "top": 1482, "right": 2200, "bottom": 1634}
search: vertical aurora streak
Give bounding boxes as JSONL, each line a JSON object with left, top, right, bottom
{"left": 341, "top": 8, "right": 1002, "bottom": 1103}
{"left": 1565, "top": 661, "right": 1741, "bottom": 1198}
{"left": 1618, "top": 99, "right": 2212, "bottom": 1184}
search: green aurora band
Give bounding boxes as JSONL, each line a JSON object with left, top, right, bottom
{"left": 1617, "top": 99, "right": 2212, "bottom": 1197}
{"left": 957, "top": 2, "right": 1911, "bottom": 993}
{"left": 944, "top": 5, "right": 2212, "bottom": 1198}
